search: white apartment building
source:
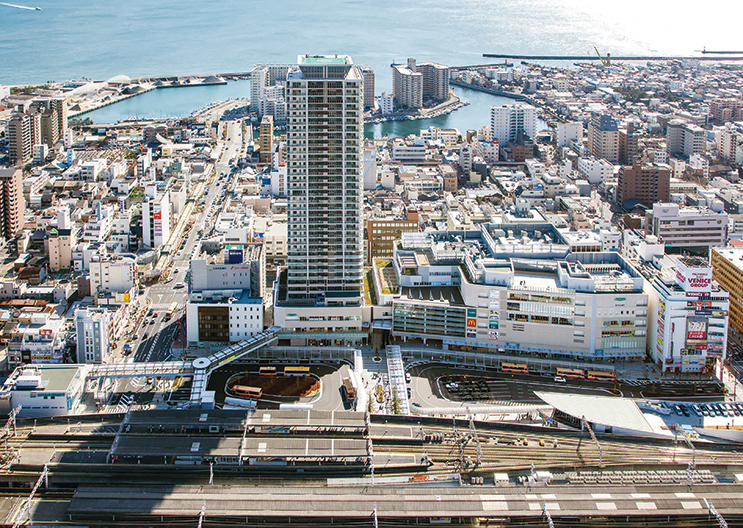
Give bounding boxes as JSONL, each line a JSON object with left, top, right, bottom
{"left": 577, "top": 157, "right": 614, "bottom": 184}
{"left": 137, "top": 149, "right": 153, "bottom": 178}
{"left": 556, "top": 122, "right": 583, "bottom": 148}
{"left": 474, "top": 140, "right": 499, "bottom": 165}
{"left": 89, "top": 254, "right": 137, "bottom": 295}
{"left": 83, "top": 203, "right": 114, "bottom": 243}
{"left": 648, "top": 256, "right": 729, "bottom": 376}
{"left": 80, "top": 158, "right": 107, "bottom": 181}
{"left": 490, "top": 103, "right": 537, "bottom": 145}
{"left": 646, "top": 203, "right": 728, "bottom": 253}
{"left": 363, "top": 147, "right": 377, "bottom": 191}
{"left": 666, "top": 120, "right": 706, "bottom": 158}
{"left": 379, "top": 92, "right": 394, "bottom": 115}
{"left": 142, "top": 189, "right": 171, "bottom": 249}
{"left": 459, "top": 143, "right": 473, "bottom": 173}
{"left": 75, "top": 307, "right": 111, "bottom": 364}
{"left": 392, "top": 61, "right": 423, "bottom": 109}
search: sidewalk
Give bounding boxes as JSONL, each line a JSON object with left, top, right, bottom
{"left": 722, "top": 364, "right": 743, "bottom": 401}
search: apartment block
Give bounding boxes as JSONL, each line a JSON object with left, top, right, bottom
{"left": 710, "top": 246, "right": 743, "bottom": 336}
{"left": 357, "top": 64, "right": 375, "bottom": 109}
{"left": 0, "top": 169, "right": 25, "bottom": 239}
{"left": 490, "top": 104, "right": 537, "bottom": 146}
{"left": 617, "top": 163, "right": 671, "bottom": 208}
{"left": 259, "top": 115, "right": 274, "bottom": 164}
{"left": 587, "top": 112, "right": 619, "bottom": 163}
{"left": 285, "top": 55, "right": 364, "bottom": 303}
{"left": 666, "top": 120, "right": 705, "bottom": 158}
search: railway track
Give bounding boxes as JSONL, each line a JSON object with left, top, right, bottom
{"left": 381, "top": 426, "right": 743, "bottom": 472}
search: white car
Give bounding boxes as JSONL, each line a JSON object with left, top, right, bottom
{"left": 554, "top": 376, "right": 566, "bottom": 383}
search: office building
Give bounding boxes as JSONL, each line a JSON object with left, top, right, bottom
{"left": 587, "top": 112, "right": 619, "bottom": 163}
{"left": 710, "top": 247, "right": 743, "bottom": 336}
{"left": 186, "top": 290, "right": 263, "bottom": 343}
{"left": 284, "top": 55, "right": 364, "bottom": 303}
{"left": 666, "top": 120, "right": 705, "bottom": 158}
{"left": 489, "top": 103, "right": 537, "bottom": 146}
{"left": 190, "top": 244, "right": 264, "bottom": 299}
{"left": 0, "top": 169, "right": 25, "bottom": 239}
{"left": 357, "top": 64, "right": 375, "bottom": 109}
{"left": 259, "top": 115, "right": 274, "bottom": 164}
{"left": 366, "top": 217, "right": 418, "bottom": 264}
{"left": 75, "top": 307, "right": 111, "bottom": 364}
{"left": 648, "top": 256, "right": 728, "bottom": 375}
{"left": 645, "top": 203, "right": 728, "bottom": 254}
{"left": 617, "top": 163, "right": 671, "bottom": 208}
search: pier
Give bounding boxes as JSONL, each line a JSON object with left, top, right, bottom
{"left": 482, "top": 53, "right": 743, "bottom": 62}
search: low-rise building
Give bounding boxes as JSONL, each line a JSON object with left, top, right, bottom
{"left": 0, "top": 365, "right": 87, "bottom": 418}
{"left": 645, "top": 203, "right": 728, "bottom": 255}
{"left": 185, "top": 290, "right": 263, "bottom": 343}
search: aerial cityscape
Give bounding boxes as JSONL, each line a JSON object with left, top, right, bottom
{"left": 2, "top": 1, "right": 743, "bottom": 526}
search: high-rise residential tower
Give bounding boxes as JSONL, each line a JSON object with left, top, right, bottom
{"left": 285, "top": 55, "right": 364, "bottom": 305}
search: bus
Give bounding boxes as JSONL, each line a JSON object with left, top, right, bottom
{"left": 556, "top": 368, "right": 585, "bottom": 380}
{"left": 586, "top": 370, "right": 616, "bottom": 382}
{"left": 164, "top": 301, "right": 179, "bottom": 321}
{"left": 501, "top": 362, "right": 529, "bottom": 374}
{"left": 259, "top": 366, "right": 277, "bottom": 376}
{"left": 342, "top": 377, "right": 355, "bottom": 401}
{"left": 284, "top": 366, "right": 310, "bottom": 376}
{"left": 231, "top": 385, "right": 262, "bottom": 398}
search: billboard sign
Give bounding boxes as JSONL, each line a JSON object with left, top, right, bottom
{"left": 686, "top": 318, "right": 707, "bottom": 340}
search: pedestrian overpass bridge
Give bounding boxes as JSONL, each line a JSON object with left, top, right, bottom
{"left": 87, "top": 326, "right": 283, "bottom": 407}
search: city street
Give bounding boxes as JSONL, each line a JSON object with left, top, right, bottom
{"left": 125, "top": 120, "right": 245, "bottom": 363}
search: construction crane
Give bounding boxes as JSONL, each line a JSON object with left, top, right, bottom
{"left": 594, "top": 47, "right": 611, "bottom": 67}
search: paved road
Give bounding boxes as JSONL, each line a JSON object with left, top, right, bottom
{"left": 126, "top": 120, "right": 245, "bottom": 362}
